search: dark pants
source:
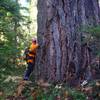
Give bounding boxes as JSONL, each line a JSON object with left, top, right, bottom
{"left": 24, "top": 62, "right": 34, "bottom": 80}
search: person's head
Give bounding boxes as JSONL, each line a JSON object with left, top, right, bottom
{"left": 32, "top": 37, "right": 37, "bottom": 44}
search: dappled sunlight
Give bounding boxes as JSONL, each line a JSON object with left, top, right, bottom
{"left": 4, "top": 76, "right": 22, "bottom": 83}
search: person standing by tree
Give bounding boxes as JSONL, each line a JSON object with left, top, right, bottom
{"left": 23, "top": 37, "right": 39, "bottom": 80}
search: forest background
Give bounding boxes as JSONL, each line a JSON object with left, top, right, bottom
{"left": 0, "top": 0, "right": 100, "bottom": 99}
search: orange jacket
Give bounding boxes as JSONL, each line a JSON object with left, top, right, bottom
{"left": 27, "top": 43, "right": 38, "bottom": 63}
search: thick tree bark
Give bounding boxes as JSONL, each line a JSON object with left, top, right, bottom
{"left": 35, "top": 0, "right": 100, "bottom": 84}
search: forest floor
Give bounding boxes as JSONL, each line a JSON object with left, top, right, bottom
{"left": 0, "top": 65, "right": 100, "bottom": 100}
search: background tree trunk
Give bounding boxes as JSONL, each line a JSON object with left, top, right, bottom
{"left": 35, "top": 0, "right": 100, "bottom": 84}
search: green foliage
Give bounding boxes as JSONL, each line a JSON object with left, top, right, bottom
{"left": 0, "top": 1, "right": 31, "bottom": 98}
{"left": 0, "top": 0, "right": 30, "bottom": 68}
{"left": 80, "top": 25, "right": 100, "bottom": 42}
{"left": 80, "top": 25, "right": 100, "bottom": 56}
{"left": 21, "top": 84, "right": 86, "bottom": 100}
{"left": 86, "top": 25, "right": 100, "bottom": 56}
{"left": 0, "top": 65, "right": 25, "bottom": 98}
{"left": 85, "top": 25, "right": 100, "bottom": 39}
{"left": 69, "top": 89, "right": 86, "bottom": 100}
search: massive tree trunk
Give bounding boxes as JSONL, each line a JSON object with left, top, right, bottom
{"left": 35, "top": 0, "right": 100, "bottom": 84}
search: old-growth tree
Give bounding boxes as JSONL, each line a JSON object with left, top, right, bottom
{"left": 35, "top": 0, "right": 100, "bottom": 84}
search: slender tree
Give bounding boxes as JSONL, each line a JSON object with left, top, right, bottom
{"left": 35, "top": 0, "right": 100, "bottom": 84}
